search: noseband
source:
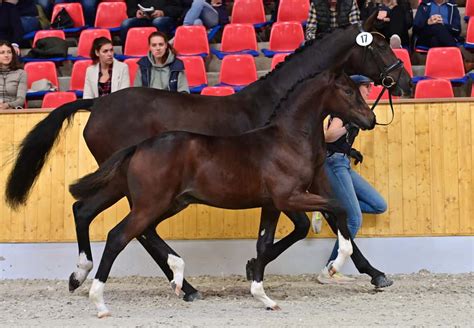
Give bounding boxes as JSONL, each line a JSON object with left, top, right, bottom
{"left": 359, "top": 28, "right": 404, "bottom": 126}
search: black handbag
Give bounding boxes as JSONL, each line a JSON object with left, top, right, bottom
{"left": 51, "top": 8, "right": 74, "bottom": 29}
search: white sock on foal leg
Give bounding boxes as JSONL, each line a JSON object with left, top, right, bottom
{"left": 331, "top": 230, "right": 353, "bottom": 273}
{"left": 89, "top": 279, "right": 110, "bottom": 318}
{"left": 167, "top": 254, "right": 185, "bottom": 296}
{"left": 250, "top": 281, "right": 280, "bottom": 310}
{"left": 71, "top": 252, "right": 93, "bottom": 288}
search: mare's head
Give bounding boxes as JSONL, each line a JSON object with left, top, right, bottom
{"left": 345, "top": 12, "right": 412, "bottom": 97}
{"left": 322, "top": 69, "right": 376, "bottom": 130}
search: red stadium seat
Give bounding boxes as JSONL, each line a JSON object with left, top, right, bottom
{"left": 24, "top": 61, "right": 59, "bottom": 89}
{"left": 220, "top": 24, "right": 258, "bottom": 54}
{"left": 51, "top": 3, "right": 85, "bottom": 28}
{"left": 42, "top": 92, "right": 77, "bottom": 108}
{"left": 277, "top": 0, "right": 309, "bottom": 23}
{"left": 425, "top": 47, "right": 466, "bottom": 81}
{"left": 75, "top": 29, "right": 111, "bottom": 59}
{"left": 262, "top": 22, "right": 304, "bottom": 57}
{"left": 69, "top": 60, "right": 93, "bottom": 95}
{"left": 466, "top": 0, "right": 474, "bottom": 18}
{"left": 270, "top": 53, "right": 289, "bottom": 70}
{"left": 201, "top": 86, "right": 235, "bottom": 96}
{"left": 124, "top": 58, "right": 140, "bottom": 85}
{"left": 414, "top": 79, "right": 454, "bottom": 99}
{"left": 465, "top": 19, "right": 474, "bottom": 48}
{"left": 32, "top": 30, "right": 65, "bottom": 47}
{"left": 219, "top": 54, "right": 257, "bottom": 88}
{"left": 94, "top": 2, "right": 128, "bottom": 30}
{"left": 123, "top": 27, "right": 157, "bottom": 57}
{"left": 173, "top": 26, "right": 209, "bottom": 57}
{"left": 392, "top": 48, "right": 413, "bottom": 77}
{"left": 179, "top": 56, "right": 208, "bottom": 92}
{"left": 231, "top": 0, "right": 267, "bottom": 25}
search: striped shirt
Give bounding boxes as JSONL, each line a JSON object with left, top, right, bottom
{"left": 305, "top": 0, "right": 361, "bottom": 40}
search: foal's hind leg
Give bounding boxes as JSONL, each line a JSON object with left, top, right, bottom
{"left": 69, "top": 184, "right": 124, "bottom": 292}
{"left": 250, "top": 210, "right": 310, "bottom": 310}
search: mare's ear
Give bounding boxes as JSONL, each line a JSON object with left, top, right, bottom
{"left": 362, "top": 10, "right": 378, "bottom": 32}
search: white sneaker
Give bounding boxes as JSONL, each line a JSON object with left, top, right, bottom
{"left": 311, "top": 211, "right": 323, "bottom": 234}
{"left": 316, "top": 265, "right": 355, "bottom": 284}
{"left": 390, "top": 34, "right": 402, "bottom": 49}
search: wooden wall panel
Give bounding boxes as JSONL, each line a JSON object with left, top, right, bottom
{"left": 0, "top": 102, "right": 473, "bottom": 242}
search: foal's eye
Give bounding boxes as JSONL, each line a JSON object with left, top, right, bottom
{"left": 345, "top": 89, "right": 353, "bottom": 95}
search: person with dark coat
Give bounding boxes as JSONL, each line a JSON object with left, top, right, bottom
{"left": 413, "top": 0, "right": 461, "bottom": 48}
{"left": 121, "top": 0, "right": 184, "bottom": 44}
{"left": 0, "top": 0, "right": 24, "bottom": 46}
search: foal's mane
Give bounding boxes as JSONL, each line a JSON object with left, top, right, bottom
{"left": 264, "top": 70, "right": 328, "bottom": 125}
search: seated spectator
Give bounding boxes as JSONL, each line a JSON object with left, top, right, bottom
{"left": 0, "top": 0, "right": 24, "bottom": 48}
{"left": 305, "top": 0, "right": 361, "bottom": 41}
{"left": 134, "top": 31, "right": 189, "bottom": 93}
{"left": 182, "top": 0, "right": 228, "bottom": 28}
{"left": 413, "top": 0, "right": 461, "bottom": 48}
{"left": 83, "top": 37, "right": 130, "bottom": 99}
{"left": 0, "top": 40, "right": 27, "bottom": 109}
{"left": 121, "top": 0, "right": 184, "bottom": 44}
{"left": 360, "top": 0, "right": 413, "bottom": 48}
{"left": 17, "top": 0, "right": 41, "bottom": 35}
{"left": 53, "top": 0, "right": 98, "bottom": 26}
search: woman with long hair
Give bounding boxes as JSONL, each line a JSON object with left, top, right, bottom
{"left": 0, "top": 40, "right": 26, "bottom": 109}
{"left": 83, "top": 37, "right": 130, "bottom": 99}
{"left": 134, "top": 31, "right": 189, "bottom": 93}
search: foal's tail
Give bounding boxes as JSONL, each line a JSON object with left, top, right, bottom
{"left": 5, "top": 99, "right": 95, "bottom": 209}
{"left": 69, "top": 145, "right": 137, "bottom": 200}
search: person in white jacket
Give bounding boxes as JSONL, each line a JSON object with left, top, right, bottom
{"left": 83, "top": 37, "right": 130, "bottom": 99}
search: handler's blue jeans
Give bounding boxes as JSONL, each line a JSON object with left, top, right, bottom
{"left": 324, "top": 153, "right": 387, "bottom": 264}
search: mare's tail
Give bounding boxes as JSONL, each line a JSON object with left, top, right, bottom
{"left": 5, "top": 99, "right": 95, "bottom": 209}
{"left": 69, "top": 145, "right": 137, "bottom": 200}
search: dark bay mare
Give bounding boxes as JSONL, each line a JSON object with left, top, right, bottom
{"left": 5, "top": 16, "right": 407, "bottom": 300}
{"left": 69, "top": 67, "right": 376, "bottom": 317}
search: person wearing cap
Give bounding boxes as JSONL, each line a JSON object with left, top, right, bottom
{"left": 313, "top": 74, "right": 387, "bottom": 284}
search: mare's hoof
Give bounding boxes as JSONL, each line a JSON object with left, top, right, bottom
{"left": 68, "top": 272, "right": 81, "bottom": 292}
{"left": 371, "top": 274, "right": 393, "bottom": 288}
{"left": 183, "top": 291, "right": 203, "bottom": 302}
{"left": 266, "top": 304, "right": 281, "bottom": 311}
{"left": 246, "top": 258, "right": 256, "bottom": 281}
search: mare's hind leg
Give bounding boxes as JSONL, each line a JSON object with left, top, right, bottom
{"left": 138, "top": 226, "right": 202, "bottom": 301}
{"left": 250, "top": 210, "right": 310, "bottom": 310}
{"left": 69, "top": 184, "right": 124, "bottom": 292}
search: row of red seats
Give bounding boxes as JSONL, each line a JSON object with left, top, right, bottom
{"left": 29, "top": 22, "right": 304, "bottom": 62}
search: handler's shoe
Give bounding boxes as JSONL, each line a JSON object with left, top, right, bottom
{"left": 316, "top": 266, "right": 355, "bottom": 284}
{"left": 311, "top": 211, "right": 323, "bottom": 234}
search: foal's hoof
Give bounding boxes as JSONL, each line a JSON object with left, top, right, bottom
{"left": 371, "top": 274, "right": 393, "bottom": 288}
{"left": 246, "top": 258, "right": 256, "bottom": 281}
{"left": 266, "top": 304, "right": 281, "bottom": 311}
{"left": 183, "top": 291, "right": 203, "bottom": 302}
{"left": 97, "top": 310, "right": 112, "bottom": 319}
{"left": 171, "top": 281, "right": 184, "bottom": 297}
{"left": 68, "top": 272, "right": 82, "bottom": 292}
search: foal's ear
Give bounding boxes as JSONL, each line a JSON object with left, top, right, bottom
{"left": 362, "top": 10, "right": 378, "bottom": 32}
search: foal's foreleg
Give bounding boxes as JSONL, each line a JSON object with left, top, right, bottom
{"left": 323, "top": 212, "right": 393, "bottom": 288}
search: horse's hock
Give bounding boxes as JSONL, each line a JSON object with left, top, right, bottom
{"left": 0, "top": 100, "right": 472, "bottom": 243}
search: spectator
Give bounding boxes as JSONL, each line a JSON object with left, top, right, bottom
{"left": 312, "top": 75, "right": 387, "bottom": 284}
{"left": 35, "top": 0, "right": 53, "bottom": 19}
{"left": 360, "top": 0, "right": 413, "bottom": 48}
{"left": 0, "top": 0, "right": 24, "bottom": 47}
{"left": 0, "top": 40, "right": 27, "bottom": 109}
{"left": 121, "top": 0, "right": 184, "bottom": 44}
{"left": 413, "top": 0, "right": 461, "bottom": 48}
{"left": 305, "top": 0, "right": 361, "bottom": 40}
{"left": 83, "top": 37, "right": 130, "bottom": 99}
{"left": 17, "top": 0, "right": 41, "bottom": 35}
{"left": 53, "top": 0, "right": 98, "bottom": 27}
{"left": 182, "top": 0, "right": 226, "bottom": 28}
{"left": 134, "top": 31, "right": 189, "bottom": 93}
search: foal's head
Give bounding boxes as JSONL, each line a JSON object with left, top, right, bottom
{"left": 323, "top": 70, "right": 376, "bottom": 130}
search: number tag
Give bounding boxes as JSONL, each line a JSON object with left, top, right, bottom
{"left": 356, "top": 32, "right": 373, "bottom": 46}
